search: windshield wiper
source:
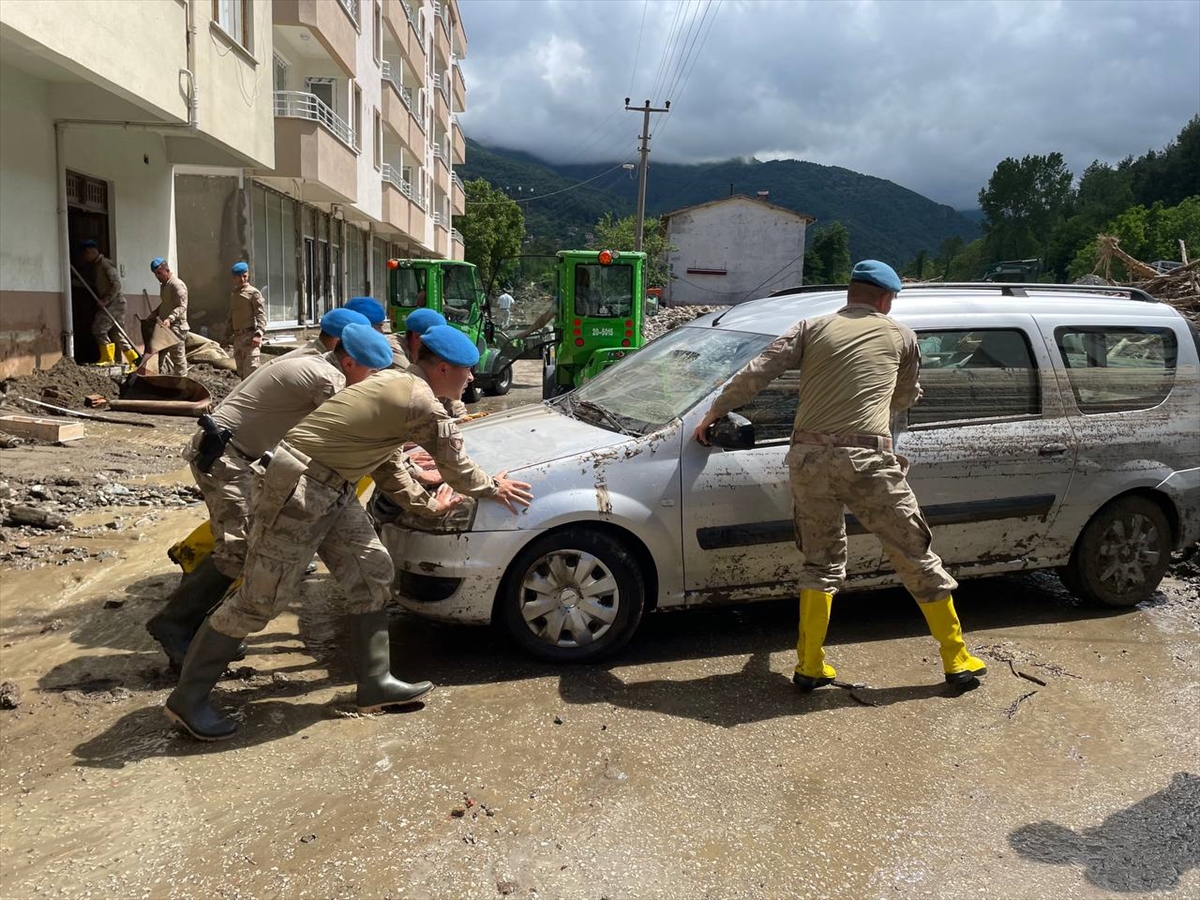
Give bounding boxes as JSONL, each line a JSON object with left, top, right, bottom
{"left": 571, "top": 398, "right": 635, "bottom": 436}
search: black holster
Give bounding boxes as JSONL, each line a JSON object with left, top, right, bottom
{"left": 195, "top": 413, "right": 233, "bottom": 474}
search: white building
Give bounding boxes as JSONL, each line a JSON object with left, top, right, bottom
{"left": 0, "top": 0, "right": 468, "bottom": 375}
{"left": 662, "top": 194, "right": 815, "bottom": 307}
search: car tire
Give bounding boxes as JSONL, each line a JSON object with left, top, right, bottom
{"left": 485, "top": 365, "right": 512, "bottom": 396}
{"left": 541, "top": 362, "right": 557, "bottom": 400}
{"left": 499, "top": 529, "right": 645, "bottom": 662}
{"left": 1065, "top": 495, "right": 1173, "bottom": 607}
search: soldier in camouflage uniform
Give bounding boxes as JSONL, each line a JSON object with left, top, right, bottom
{"left": 79, "top": 240, "right": 134, "bottom": 366}
{"left": 165, "top": 325, "right": 533, "bottom": 741}
{"left": 150, "top": 257, "right": 190, "bottom": 376}
{"left": 147, "top": 324, "right": 385, "bottom": 668}
{"left": 228, "top": 261, "right": 267, "bottom": 379}
{"left": 695, "top": 260, "right": 987, "bottom": 691}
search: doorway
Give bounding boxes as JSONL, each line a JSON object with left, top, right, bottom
{"left": 66, "top": 170, "right": 112, "bottom": 364}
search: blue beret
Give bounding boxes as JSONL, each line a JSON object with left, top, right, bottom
{"left": 231, "top": 261, "right": 249, "bottom": 275}
{"left": 319, "top": 307, "right": 370, "bottom": 338}
{"left": 339, "top": 323, "right": 393, "bottom": 369}
{"left": 346, "top": 296, "right": 386, "bottom": 324}
{"left": 421, "top": 325, "right": 480, "bottom": 367}
{"left": 150, "top": 256, "right": 166, "bottom": 272}
{"left": 80, "top": 239, "right": 98, "bottom": 249}
{"left": 850, "top": 259, "right": 903, "bottom": 293}
{"left": 405, "top": 308, "right": 446, "bottom": 335}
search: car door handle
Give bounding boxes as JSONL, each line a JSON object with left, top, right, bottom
{"left": 1038, "top": 442, "right": 1068, "bottom": 456}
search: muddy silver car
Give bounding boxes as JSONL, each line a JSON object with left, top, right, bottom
{"left": 372, "top": 284, "right": 1200, "bottom": 662}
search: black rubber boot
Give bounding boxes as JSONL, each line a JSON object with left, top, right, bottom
{"left": 350, "top": 611, "right": 434, "bottom": 712}
{"left": 792, "top": 672, "right": 836, "bottom": 692}
{"left": 163, "top": 621, "right": 244, "bottom": 741}
{"left": 147, "top": 556, "right": 236, "bottom": 667}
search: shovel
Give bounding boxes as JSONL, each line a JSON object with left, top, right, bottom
{"left": 69, "top": 263, "right": 149, "bottom": 381}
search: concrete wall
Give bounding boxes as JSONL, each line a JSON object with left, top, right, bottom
{"left": 665, "top": 197, "right": 808, "bottom": 306}
{"left": 175, "top": 174, "right": 249, "bottom": 336}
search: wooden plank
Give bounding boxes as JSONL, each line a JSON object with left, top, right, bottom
{"left": 0, "top": 415, "right": 85, "bottom": 443}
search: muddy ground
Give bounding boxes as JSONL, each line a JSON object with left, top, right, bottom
{"left": 1, "top": 358, "right": 1198, "bottom": 899}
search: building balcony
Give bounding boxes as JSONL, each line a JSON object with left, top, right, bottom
{"left": 433, "top": 4, "right": 451, "bottom": 57}
{"left": 433, "top": 143, "right": 450, "bottom": 183}
{"left": 432, "top": 76, "right": 451, "bottom": 130}
{"left": 451, "top": 173, "right": 465, "bottom": 215}
{"left": 451, "top": 118, "right": 465, "bottom": 165}
{"left": 381, "top": 66, "right": 421, "bottom": 153}
{"left": 450, "top": 0, "right": 467, "bottom": 57}
{"left": 451, "top": 59, "right": 466, "bottom": 113}
{"left": 273, "top": 0, "right": 357, "bottom": 76}
{"left": 433, "top": 221, "right": 450, "bottom": 258}
{"left": 265, "top": 92, "right": 359, "bottom": 202}
{"left": 381, "top": 163, "right": 423, "bottom": 241}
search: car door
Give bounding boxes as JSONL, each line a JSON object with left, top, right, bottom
{"left": 680, "top": 369, "right": 881, "bottom": 604}
{"left": 892, "top": 312, "right": 1077, "bottom": 569}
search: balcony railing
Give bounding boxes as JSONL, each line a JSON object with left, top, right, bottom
{"left": 381, "top": 61, "right": 414, "bottom": 114}
{"left": 337, "top": 0, "right": 360, "bottom": 27}
{"left": 452, "top": 172, "right": 464, "bottom": 192}
{"left": 451, "top": 227, "right": 463, "bottom": 244}
{"left": 274, "top": 91, "right": 357, "bottom": 151}
{"left": 433, "top": 142, "right": 449, "bottom": 166}
{"left": 452, "top": 57, "right": 466, "bottom": 90}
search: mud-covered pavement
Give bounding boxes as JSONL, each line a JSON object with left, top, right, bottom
{"left": 2, "top": 360, "right": 1199, "bottom": 899}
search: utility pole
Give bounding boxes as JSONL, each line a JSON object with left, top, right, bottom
{"left": 625, "top": 98, "right": 669, "bottom": 251}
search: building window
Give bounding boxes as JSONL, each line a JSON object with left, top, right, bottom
{"left": 373, "top": 3, "right": 383, "bottom": 64}
{"left": 252, "top": 184, "right": 300, "bottom": 326}
{"left": 213, "top": 0, "right": 250, "bottom": 49}
{"left": 273, "top": 53, "right": 289, "bottom": 92}
{"left": 374, "top": 109, "right": 382, "bottom": 171}
{"left": 353, "top": 83, "right": 363, "bottom": 153}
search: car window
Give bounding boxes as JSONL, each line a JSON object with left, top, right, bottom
{"left": 563, "top": 325, "right": 773, "bottom": 433}
{"left": 574, "top": 264, "right": 633, "bottom": 318}
{"left": 393, "top": 267, "right": 426, "bottom": 309}
{"left": 730, "top": 370, "right": 802, "bottom": 443}
{"left": 911, "top": 328, "right": 1040, "bottom": 426}
{"left": 1054, "top": 326, "right": 1178, "bottom": 413}
{"left": 443, "top": 266, "right": 478, "bottom": 314}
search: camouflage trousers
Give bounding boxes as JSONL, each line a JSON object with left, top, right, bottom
{"left": 92, "top": 300, "right": 132, "bottom": 353}
{"left": 786, "top": 444, "right": 957, "bottom": 604}
{"left": 185, "top": 430, "right": 253, "bottom": 579}
{"left": 208, "top": 442, "right": 394, "bottom": 639}
{"left": 159, "top": 326, "right": 189, "bottom": 376}
{"left": 232, "top": 330, "right": 260, "bottom": 380}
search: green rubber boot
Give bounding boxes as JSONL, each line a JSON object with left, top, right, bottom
{"left": 163, "top": 621, "right": 243, "bottom": 741}
{"left": 350, "top": 611, "right": 434, "bottom": 712}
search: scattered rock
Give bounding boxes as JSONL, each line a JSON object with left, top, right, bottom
{"left": 40, "top": 619, "right": 65, "bottom": 633}
{"left": 496, "top": 880, "right": 516, "bottom": 895}
{"left": 0, "top": 681, "right": 22, "bottom": 709}
{"left": 102, "top": 599, "right": 126, "bottom": 610}
{"left": 5, "top": 505, "right": 72, "bottom": 530}
{"left": 553, "top": 715, "right": 564, "bottom": 725}
{"left": 299, "top": 834, "right": 317, "bottom": 844}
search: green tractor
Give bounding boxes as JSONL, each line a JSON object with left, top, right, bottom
{"left": 385, "top": 258, "right": 515, "bottom": 397}
{"left": 490, "top": 249, "right": 657, "bottom": 399}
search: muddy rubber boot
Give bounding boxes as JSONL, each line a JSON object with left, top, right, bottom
{"left": 350, "top": 611, "right": 434, "bottom": 712}
{"left": 95, "top": 342, "right": 116, "bottom": 366}
{"left": 793, "top": 589, "right": 837, "bottom": 691}
{"left": 163, "top": 621, "right": 243, "bottom": 741}
{"left": 918, "top": 595, "right": 988, "bottom": 684}
{"left": 146, "top": 556, "right": 236, "bottom": 667}
{"left": 122, "top": 348, "right": 140, "bottom": 373}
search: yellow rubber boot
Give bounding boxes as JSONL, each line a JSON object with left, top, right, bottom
{"left": 95, "top": 342, "right": 116, "bottom": 366}
{"left": 355, "top": 476, "right": 374, "bottom": 501}
{"left": 793, "top": 588, "right": 837, "bottom": 691}
{"left": 123, "top": 348, "right": 141, "bottom": 372}
{"left": 918, "top": 595, "right": 987, "bottom": 684}
{"left": 167, "top": 521, "right": 216, "bottom": 574}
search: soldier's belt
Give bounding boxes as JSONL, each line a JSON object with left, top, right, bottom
{"left": 275, "top": 441, "right": 351, "bottom": 490}
{"left": 793, "top": 430, "right": 893, "bottom": 451}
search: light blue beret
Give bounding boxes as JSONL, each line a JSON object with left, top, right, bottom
{"left": 231, "top": 261, "right": 249, "bottom": 275}
{"left": 80, "top": 239, "right": 98, "bottom": 249}
{"left": 405, "top": 308, "right": 446, "bottom": 335}
{"left": 339, "top": 322, "right": 393, "bottom": 369}
{"left": 346, "top": 296, "right": 386, "bottom": 324}
{"left": 850, "top": 259, "right": 903, "bottom": 292}
{"left": 319, "top": 307, "right": 370, "bottom": 338}
{"left": 421, "top": 325, "right": 479, "bottom": 367}
{"left": 150, "top": 257, "right": 166, "bottom": 272}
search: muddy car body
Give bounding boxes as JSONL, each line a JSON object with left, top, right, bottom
{"left": 373, "top": 284, "right": 1200, "bottom": 662}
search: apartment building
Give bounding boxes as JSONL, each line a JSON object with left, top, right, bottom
{"left": 0, "top": 0, "right": 468, "bottom": 376}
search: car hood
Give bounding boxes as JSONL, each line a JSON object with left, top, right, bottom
{"left": 459, "top": 403, "right": 631, "bottom": 473}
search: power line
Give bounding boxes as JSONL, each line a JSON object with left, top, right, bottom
{"left": 649, "top": 0, "right": 687, "bottom": 103}
{"left": 661, "top": 0, "right": 705, "bottom": 104}
{"left": 465, "top": 162, "right": 634, "bottom": 206}
{"left": 663, "top": 0, "right": 717, "bottom": 104}
{"left": 627, "top": 0, "right": 650, "bottom": 98}
{"left": 654, "top": 0, "right": 722, "bottom": 143}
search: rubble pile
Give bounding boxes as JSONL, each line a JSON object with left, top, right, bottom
{"left": 645, "top": 305, "right": 722, "bottom": 341}
{"left": 1093, "top": 235, "right": 1200, "bottom": 323}
{"left": 0, "top": 475, "right": 200, "bottom": 523}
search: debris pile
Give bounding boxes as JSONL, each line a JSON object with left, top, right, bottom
{"left": 645, "top": 305, "right": 721, "bottom": 341}
{"left": 1092, "top": 236, "right": 1200, "bottom": 323}
{"left": 0, "top": 475, "right": 200, "bottom": 522}
{"left": 0, "top": 356, "right": 241, "bottom": 411}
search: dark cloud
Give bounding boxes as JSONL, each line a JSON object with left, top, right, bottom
{"left": 457, "top": 0, "right": 1200, "bottom": 208}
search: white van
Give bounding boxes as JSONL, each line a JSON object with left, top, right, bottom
{"left": 373, "top": 284, "right": 1200, "bottom": 662}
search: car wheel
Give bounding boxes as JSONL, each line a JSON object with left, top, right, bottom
{"left": 490, "top": 365, "right": 513, "bottom": 396}
{"left": 1066, "top": 495, "right": 1172, "bottom": 607}
{"left": 500, "top": 529, "right": 645, "bottom": 662}
{"left": 541, "top": 361, "right": 557, "bottom": 400}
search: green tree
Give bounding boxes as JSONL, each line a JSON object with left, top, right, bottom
{"left": 942, "top": 237, "right": 988, "bottom": 281}
{"left": 978, "top": 153, "right": 1073, "bottom": 262}
{"left": 804, "top": 222, "right": 851, "bottom": 284}
{"left": 1069, "top": 197, "right": 1200, "bottom": 280}
{"left": 589, "top": 213, "right": 672, "bottom": 287}
{"left": 935, "top": 235, "right": 965, "bottom": 278}
{"left": 457, "top": 178, "right": 524, "bottom": 287}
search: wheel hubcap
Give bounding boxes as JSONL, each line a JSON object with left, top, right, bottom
{"left": 1096, "top": 513, "right": 1161, "bottom": 592}
{"left": 519, "top": 550, "right": 619, "bottom": 648}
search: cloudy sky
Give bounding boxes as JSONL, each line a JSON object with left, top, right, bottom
{"left": 457, "top": 0, "right": 1199, "bottom": 209}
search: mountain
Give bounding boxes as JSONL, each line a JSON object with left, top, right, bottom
{"left": 459, "top": 138, "right": 981, "bottom": 262}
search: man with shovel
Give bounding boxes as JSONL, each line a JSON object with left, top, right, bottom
{"left": 150, "top": 257, "right": 189, "bottom": 376}
{"left": 79, "top": 240, "right": 137, "bottom": 368}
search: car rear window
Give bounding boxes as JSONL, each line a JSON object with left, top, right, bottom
{"left": 1054, "top": 326, "right": 1178, "bottom": 413}
{"left": 911, "top": 328, "right": 1041, "bottom": 426}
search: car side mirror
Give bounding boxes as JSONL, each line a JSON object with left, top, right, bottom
{"left": 706, "top": 412, "right": 755, "bottom": 450}
{"left": 645, "top": 295, "right": 659, "bottom": 317}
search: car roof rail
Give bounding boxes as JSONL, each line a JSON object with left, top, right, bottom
{"left": 903, "top": 282, "right": 1160, "bottom": 303}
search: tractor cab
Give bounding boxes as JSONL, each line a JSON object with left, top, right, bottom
{"left": 386, "top": 258, "right": 514, "bottom": 398}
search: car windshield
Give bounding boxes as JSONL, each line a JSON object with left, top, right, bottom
{"left": 554, "top": 325, "right": 774, "bottom": 434}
